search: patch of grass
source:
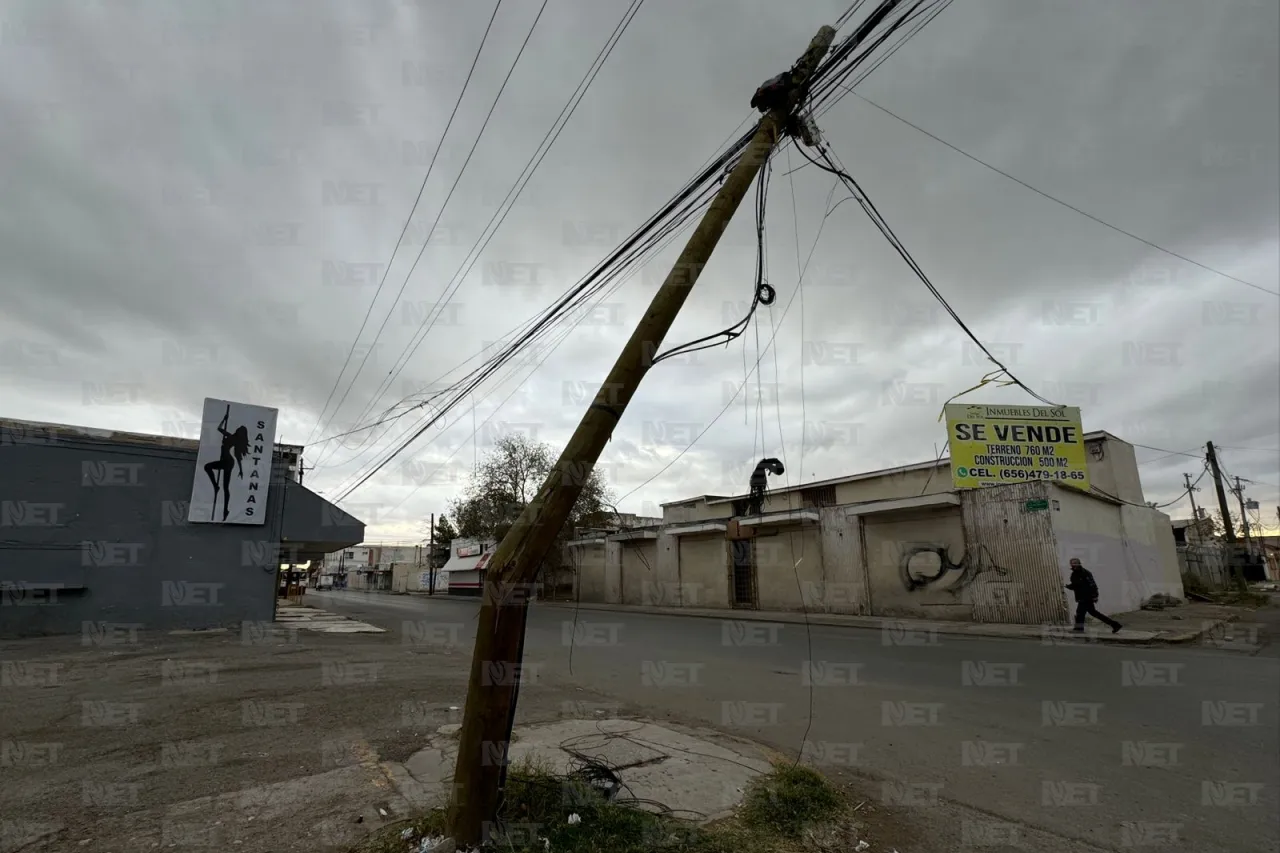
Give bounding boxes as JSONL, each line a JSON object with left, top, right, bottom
{"left": 740, "top": 763, "right": 844, "bottom": 839}
{"left": 494, "top": 755, "right": 731, "bottom": 852}
{"left": 1223, "top": 591, "right": 1272, "bottom": 608}
{"left": 350, "top": 759, "right": 851, "bottom": 853}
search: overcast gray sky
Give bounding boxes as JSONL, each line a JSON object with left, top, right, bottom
{"left": 2, "top": 0, "right": 1277, "bottom": 541}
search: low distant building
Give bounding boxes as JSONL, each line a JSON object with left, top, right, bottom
{"left": 440, "top": 537, "right": 496, "bottom": 596}
{"left": 568, "top": 431, "right": 1180, "bottom": 624}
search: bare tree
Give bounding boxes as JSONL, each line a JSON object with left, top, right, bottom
{"left": 448, "top": 433, "right": 614, "bottom": 546}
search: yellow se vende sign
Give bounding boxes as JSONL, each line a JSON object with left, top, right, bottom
{"left": 944, "top": 403, "right": 1089, "bottom": 491}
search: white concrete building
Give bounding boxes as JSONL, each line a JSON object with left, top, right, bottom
{"left": 439, "top": 537, "right": 496, "bottom": 595}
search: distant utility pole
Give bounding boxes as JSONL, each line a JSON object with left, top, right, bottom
{"left": 1205, "top": 441, "right": 1241, "bottom": 585}
{"left": 1184, "top": 472, "right": 1201, "bottom": 536}
{"left": 1233, "top": 476, "right": 1253, "bottom": 552}
{"left": 443, "top": 23, "right": 838, "bottom": 846}
{"left": 428, "top": 512, "right": 436, "bottom": 595}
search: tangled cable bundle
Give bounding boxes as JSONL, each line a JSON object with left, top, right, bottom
{"left": 315, "top": 0, "right": 958, "bottom": 503}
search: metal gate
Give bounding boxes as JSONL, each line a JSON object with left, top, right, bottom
{"left": 960, "top": 483, "right": 1067, "bottom": 624}
{"left": 729, "top": 539, "right": 756, "bottom": 608}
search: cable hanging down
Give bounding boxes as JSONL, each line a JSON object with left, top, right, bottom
{"left": 792, "top": 139, "right": 1060, "bottom": 407}
{"left": 650, "top": 164, "right": 777, "bottom": 366}
{"left": 326, "top": 0, "right": 954, "bottom": 501}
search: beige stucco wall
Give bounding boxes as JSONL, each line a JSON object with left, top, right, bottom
{"left": 571, "top": 543, "right": 607, "bottom": 603}
{"left": 816, "top": 507, "right": 867, "bottom": 614}
{"left": 862, "top": 507, "right": 969, "bottom": 619}
{"left": 1050, "top": 486, "right": 1176, "bottom": 613}
{"left": 833, "top": 465, "right": 952, "bottom": 506}
{"left": 643, "top": 533, "right": 681, "bottom": 605}
{"left": 604, "top": 541, "right": 621, "bottom": 603}
{"left": 619, "top": 540, "right": 658, "bottom": 605}
{"left": 753, "top": 525, "right": 823, "bottom": 610}
{"left": 1080, "top": 436, "right": 1145, "bottom": 505}
{"left": 391, "top": 562, "right": 414, "bottom": 593}
{"left": 663, "top": 500, "right": 734, "bottom": 525}
{"left": 1105, "top": 440, "right": 1145, "bottom": 504}
{"left": 1119, "top": 505, "right": 1183, "bottom": 600}
{"left": 677, "top": 534, "right": 729, "bottom": 608}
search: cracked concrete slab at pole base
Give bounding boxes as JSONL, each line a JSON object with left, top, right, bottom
{"left": 398, "top": 719, "right": 775, "bottom": 822}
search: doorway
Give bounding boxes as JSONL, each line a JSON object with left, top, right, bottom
{"left": 730, "top": 539, "right": 756, "bottom": 608}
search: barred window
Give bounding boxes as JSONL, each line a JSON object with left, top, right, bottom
{"left": 801, "top": 486, "right": 836, "bottom": 507}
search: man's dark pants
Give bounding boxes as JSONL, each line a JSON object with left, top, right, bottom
{"left": 1074, "top": 600, "right": 1120, "bottom": 631}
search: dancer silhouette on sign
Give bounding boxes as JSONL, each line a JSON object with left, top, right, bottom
{"left": 204, "top": 405, "right": 249, "bottom": 521}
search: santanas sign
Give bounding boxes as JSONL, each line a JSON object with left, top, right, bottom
{"left": 188, "top": 398, "right": 280, "bottom": 525}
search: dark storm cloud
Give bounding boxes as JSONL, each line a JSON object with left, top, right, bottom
{"left": 1, "top": 0, "right": 1276, "bottom": 538}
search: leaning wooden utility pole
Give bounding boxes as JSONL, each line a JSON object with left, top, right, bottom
{"left": 444, "top": 23, "right": 837, "bottom": 846}
{"left": 1206, "top": 441, "right": 1241, "bottom": 585}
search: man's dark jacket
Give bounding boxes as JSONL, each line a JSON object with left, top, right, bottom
{"left": 1065, "top": 566, "right": 1099, "bottom": 603}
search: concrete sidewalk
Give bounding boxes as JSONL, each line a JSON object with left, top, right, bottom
{"left": 537, "top": 599, "right": 1239, "bottom": 645}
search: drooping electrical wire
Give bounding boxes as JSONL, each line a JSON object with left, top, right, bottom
{"left": 330, "top": 163, "right": 728, "bottom": 501}
{"left": 349, "top": 0, "right": 934, "bottom": 456}
{"left": 616, "top": 182, "right": 854, "bottom": 506}
{"left": 379, "top": 208, "right": 707, "bottom": 516}
{"left": 325, "top": 0, "right": 949, "bottom": 500}
{"left": 792, "top": 139, "right": 1061, "bottom": 407}
{"left": 323, "top": 110, "right": 753, "bottom": 497}
{"left": 650, "top": 163, "right": 777, "bottom": 365}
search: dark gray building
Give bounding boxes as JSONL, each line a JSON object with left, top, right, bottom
{"left": 0, "top": 417, "right": 363, "bottom": 637}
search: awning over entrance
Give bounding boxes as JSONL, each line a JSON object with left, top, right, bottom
{"left": 667, "top": 522, "right": 728, "bottom": 537}
{"left": 443, "top": 551, "right": 488, "bottom": 575}
{"left": 280, "top": 480, "right": 365, "bottom": 556}
{"left": 737, "top": 509, "right": 820, "bottom": 527}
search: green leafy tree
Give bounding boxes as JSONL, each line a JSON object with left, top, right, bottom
{"left": 426, "top": 515, "right": 457, "bottom": 567}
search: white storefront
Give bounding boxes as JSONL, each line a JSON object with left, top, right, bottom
{"left": 439, "top": 537, "right": 495, "bottom": 595}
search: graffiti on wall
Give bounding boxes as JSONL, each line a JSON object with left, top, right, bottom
{"left": 900, "top": 543, "right": 1008, "bottom": 594}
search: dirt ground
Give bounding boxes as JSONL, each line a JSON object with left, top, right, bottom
{"left": 2, "top": 610, "right": 1153, "bottom": 853}
{"left": 1, "top": 623, "right": 619, "bottom": 852}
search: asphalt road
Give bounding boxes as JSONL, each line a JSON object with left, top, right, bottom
{"left": 312, "top": 591, "right": 1279, "bottom": 853}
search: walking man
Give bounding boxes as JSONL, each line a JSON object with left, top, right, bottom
{"left": 1065, "top": 558, "right": 1122, "bottom": 633}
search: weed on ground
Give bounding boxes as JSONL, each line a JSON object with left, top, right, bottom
{"left": 352, "top": 759, "right": 858, "bottom": 853}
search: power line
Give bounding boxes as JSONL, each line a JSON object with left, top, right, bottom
{"left": 616, "top": 176, "right": 852, "bottom": 505}
{"left": 325, "top": 113, "right": 746, "bottom": 496}
{"left": 330, "top": 146, "right": 720, "bottom": 502}
{"left": 1130, "top": 442, "right": 1205, "bottom": 460}
{"left": 305, "top": 1, "right": 504, "bottom": 447}
{"left": 324, "top": 113, "right": 750, "bottom": 480}
{"left": 320, "top": 0, "right": 647, "bottom": 468}
{"left": 328, "top": 1, "right": 944, "bottom": 500}
{"left": 1093, "top": 459, "right": 1209, "bottom": 509}
{"left": 793, "top": 139, "right": 1059, "bottom": 406}
{"left": 849, "top": 92, "right": 1280, "bottom": 298}
{"left": 312, "top": 0, "right": 551, "bottom": 461}
{"left": 381, "top": 210, "right": 699, "bottom": 517}
{"left": 327, "top": 167, "right": 718, "bottom": 499}
{"left": 327, "top": 0, "right": 915, "bottom": 473}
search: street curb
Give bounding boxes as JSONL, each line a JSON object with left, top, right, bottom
{"left": 1150, "top": 614, "right": 1239, "bottom": 645}
{"left": 535, "top": 600, "right": 1174, "bottom": 645}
